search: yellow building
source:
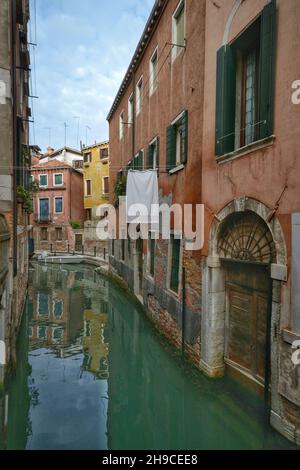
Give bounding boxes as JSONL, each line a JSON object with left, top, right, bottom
{"left": 83, "top": 309, "right": 109, "bottom": 380}
{"left": 82, "top": 141, "right": 109, "bottom": 220}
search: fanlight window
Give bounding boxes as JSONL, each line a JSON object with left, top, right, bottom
{"left": 218, "top": 211, "right": 276, "bottom": 264}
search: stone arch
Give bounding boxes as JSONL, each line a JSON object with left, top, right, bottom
{"left": 208, "top": 197, "right": 287, "bottom": 265}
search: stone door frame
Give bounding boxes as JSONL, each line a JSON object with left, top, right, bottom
{"left": 200, "top": 197, "right": 287, "bottom": 414}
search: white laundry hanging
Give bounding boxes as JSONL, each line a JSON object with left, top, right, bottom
{"left": 126, "top": 170, "right": 159, "bottom": 225}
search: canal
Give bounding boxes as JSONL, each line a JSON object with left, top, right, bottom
{"left": 0, "top": 262, "right": 296, "bottom": 450}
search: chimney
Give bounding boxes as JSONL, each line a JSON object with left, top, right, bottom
{"left": 47, "top": 146, "right": 54, "bottom": 155}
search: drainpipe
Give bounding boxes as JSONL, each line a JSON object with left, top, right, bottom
{"left": 11, "top": 0, "right": 18, "bottom": 276}
{"left": 264, "top": 266, "right": 273, "bottom": 423}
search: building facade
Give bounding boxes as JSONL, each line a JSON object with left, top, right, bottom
{"left": 107, "top": 0, "right": 300, "bottom": 444}
{"left": 0, "top": 0, "right": 31, "bottom": 384}
{"left": 31, "top": 159, "right": 85, "bottom": 253}
{"left": 82, "top": 141, "right": 110, "bottom": 256}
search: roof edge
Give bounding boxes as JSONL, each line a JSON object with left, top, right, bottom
{"left": 106, "top": 0, "right": 168, "bottom": 121}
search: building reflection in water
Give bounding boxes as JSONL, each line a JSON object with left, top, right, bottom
{"left": 27, "top": 265, "right": 109, "bottom": 380}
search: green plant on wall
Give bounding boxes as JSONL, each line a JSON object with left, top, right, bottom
{"left": 17, "top": 180, "right": 39, "bottom": 214}
{"left": 70, "top": 221, "right": 81, "bottom": 230}
{"left": 114, "top": 174, "right": 127, "bottom": 206}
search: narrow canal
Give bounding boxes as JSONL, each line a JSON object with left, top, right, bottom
{"left": 0, "top": 263, "right": 296, "bottom": 450}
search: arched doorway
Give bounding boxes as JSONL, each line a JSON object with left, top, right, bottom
{"left": 200, "top": 197, "right": 287, "bottom": 390}
{"left": 218, "top": 211, "right": 276, "bottom": 385}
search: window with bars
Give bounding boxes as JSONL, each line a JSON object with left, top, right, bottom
{"left": 166, "top": 111, "right": 188, "bottom": 171}
{"left": 170, "top": 235, "right": 181, "bottom": 294}
{"left": 215, "top": 1, "right": 276, "bottom": 157}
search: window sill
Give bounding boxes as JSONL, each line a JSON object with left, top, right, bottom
{"left": 169, "top": 163, "right": 184, "bottom": 175}
{"left": 282, "top": 329, "right": 300, "bottom": 345}
{"left": 216, "top": 135, "right": 275, "bottom": 164}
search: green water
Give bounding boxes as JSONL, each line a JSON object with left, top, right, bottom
{"left": 0, "top": 263, "right": 297, "bottom": 450}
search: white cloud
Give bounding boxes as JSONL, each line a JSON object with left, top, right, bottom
{"left": 31, "top": 0, "right": 155, "bottom": 151}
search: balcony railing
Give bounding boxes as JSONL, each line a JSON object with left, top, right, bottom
{"left": 34, "top": 213, "right": 52, "bottom": 224}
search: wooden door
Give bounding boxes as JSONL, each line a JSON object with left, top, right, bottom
{"left": 225, "top": 263, "right": 269, "bottom": 384}
{"left": 75, "top": 234, "right": 83, "bottom": 252}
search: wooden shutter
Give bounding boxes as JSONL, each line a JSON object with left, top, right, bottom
{"left": 146, "top": 144, "right": 153, "bottom": 169}
{"left": 215, "top": 45, "right": 236, "bottom": 156}
{"left": 170, "top": 237, "right": 181, "bottom": 293}
{"left": 156, "top": 137, "right": 160, "bottom": 176}
{"left": 259, "top": 0, "right": 276, "bottom": 139}
{"left": 181, "top": 110, "right": 188, "bottom": 164}
{"left": 138, "top": 150, "right": 144, "bottom": 170}
{"left": 166, "top": 125, "right": 176, "bottom": 171}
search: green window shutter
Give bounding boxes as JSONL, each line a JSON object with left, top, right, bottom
{"left": 170, "top": 237, "right": 181, "bottom": 293}
{"left": 259, "top": 0, "right": 276, "bottom": 140}
{"left": 181, "top": 110, "right": 188, "bottom": 164}
{"left": 156, "top": 137, "right": 160, "bottom": 176}
{"left": 138, "top": 150, "right": 144, "bottom": 170}
{"left": 146, "top": 144, "right": 153, "bottom": 169}
{"left": 215, "top": 45, "right": 236, "bottom": 156}
{"left": 166, "top": 125, "right": 176, "bottom": 171}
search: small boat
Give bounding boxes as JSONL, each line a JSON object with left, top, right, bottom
{"left": 38, "top": 254, "right": 84, "bottom": 265}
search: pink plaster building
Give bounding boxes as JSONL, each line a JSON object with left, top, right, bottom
{"left": 31, "top": 159, "right": 85, "bottom": 252}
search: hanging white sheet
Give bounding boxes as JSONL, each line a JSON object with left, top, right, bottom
{"left": 126, "top": 170, "right": 159, "bottom": 225}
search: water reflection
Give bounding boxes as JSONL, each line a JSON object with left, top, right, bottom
{"left": 0, "top": 263, "right": 297, "bottom": 450}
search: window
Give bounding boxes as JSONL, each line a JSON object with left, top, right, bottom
{"left": 53, "top": 173, "right": 63, "bottom": 186}
{"left": 39, "top": 174, "right": 48, "bottom": 187}
{"left": 39, "top": 198, "right": 50, "bottom": 221}
{"left": 169, "top": 235, "right": 181, "bottom": 294}
{"left": 38, "top": 326, "right": 47, "bottom": 339}
{"left": 128, "top": 93, "right": 134, "bottom": 126}
{"left": 86, "top": 208, "right": 92, "bottom": 221}
{"left": 215, "top": 2, "right": 276, "bottom": 157}
{"left": 136, "top": 76, "right": 143, "bottom": 115}
{"left": 84, "top": 152, "right": 92, "bottom": 164}
{"left": 38, "top": 293, "right": 49, "bottom": 316}
{"left": 146, "top": 137, "right": 159, "bottom": 170}
{"left": 149, "top": 48, "right": 158, "bottom": 95}
{"left": 133, "top": 150, "right": 144, "bottom": 170}
{"left": 172, "top": 0, "right": 185, "bottom": 62}
{"left": 40, "top": 227, "right": 48, "bottom": 241}
{"left": 100, "top": 147, "right": 109, "bottom": 159}
{"left": 148, "top": 234, "right": 155, "bottom": 277}
{"left": 53, "top": 300, "right": 63, "bottom": 318}
{"left": 121, "top": 239, "right": 125, "bottom": 262}
{"left": 102, "top": 176, "right": 109, "bottom": 195}
{"left": 119, "top": 111, "right": 125, "bottom": 140}
{"left": 55, "top": 197, "right": 63, "bottom": 214}
{"left": 55, "top": 227, "right": 63, "bottom": 241}
{"left": 166, "top": 111, "right": 188, "bottom": 171}
{"left": 85, "top": 179, "right": 92, "bottom": 196}
{"left": 111, "top": 239, "right": 115, "bottom": 257}
{"left": 52, "top": 327, "right": 63, "bottom": 343}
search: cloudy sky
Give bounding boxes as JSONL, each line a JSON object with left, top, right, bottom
{"left": 29, "top": 0, "right": 155, "bottom": 152}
